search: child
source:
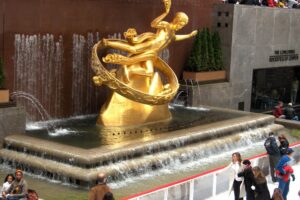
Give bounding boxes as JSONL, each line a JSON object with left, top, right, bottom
{"left": 1, "top": 174, "right": 15, "bottom": 199}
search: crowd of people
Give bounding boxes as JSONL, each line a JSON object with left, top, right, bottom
{"left": 0, "top": 133, "right": 295, "bottom": 200}
{"left": 265, "top": 132, "right": 293, "bottom": 200}
{"left": 219, "top": 132, "right": 296, "bottom": 200}
{"left": 273, "top": 101, "right": 299, "bottom": 121}
{"left": 226, "top": 0, "right": 300, "bottom": 9}
{"left": 1, "top": 170, "right": 114, "bottom": 200}
{"left": 0, "top": 169, "right": 38, "bottom": 200}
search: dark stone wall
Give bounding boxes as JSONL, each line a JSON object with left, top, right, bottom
{"left": 0, "top": 106, "right": 26, "bottom": 145}
{"left": 0, "top": 0, "right": 219, "bottom": 119}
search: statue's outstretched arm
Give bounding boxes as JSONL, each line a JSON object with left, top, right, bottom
{"left": 175, "top": 30, "right": 198, "bottom": 41}
{"left": 151, "top": 0, "right": 171, "bottom": 28}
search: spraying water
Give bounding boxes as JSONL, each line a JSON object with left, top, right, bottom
{"left": 14, "top": 34, "right": 64, "bottom": 121}
{"left": 72, "top": 32, "right": 103, "bottom": 116}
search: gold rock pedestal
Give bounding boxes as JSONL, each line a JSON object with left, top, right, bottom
{"left": 98, "top": 72, "right": 171, "bottom": 126}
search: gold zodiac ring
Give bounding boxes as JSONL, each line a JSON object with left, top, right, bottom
{"left": 91, "top": 40, "right": 179, "bottom": 105}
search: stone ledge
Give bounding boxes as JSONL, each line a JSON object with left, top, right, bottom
{"left": 0, "top": 106, "right": 26, "bottom": 146}
{"left": 4, "top": 112, "right": 274, "bottom": 168}
{"left": 0, "top": 123, "right": 283, "bottom": 186}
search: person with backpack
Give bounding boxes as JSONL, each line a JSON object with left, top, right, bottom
{"left": 275, "top": 148, "right": 295, "bottom": 200}
{"left": 264, "top": 132, "right": 281, "bottom": 182}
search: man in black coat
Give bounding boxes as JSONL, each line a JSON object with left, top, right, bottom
{"left": 238, "top": 160, "right": 255, "bottom": 200}
{"left": 264, "top": 132, "right": 281, "bottom": 182}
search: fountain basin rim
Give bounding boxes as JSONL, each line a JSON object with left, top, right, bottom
{"left": 0, "top": 123, "right": 283, "bottom": 185}
{"left": 4, "top": 112, "right": 275, "bottom": 167}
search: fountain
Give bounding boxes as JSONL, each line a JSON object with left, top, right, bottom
{"left": 0, "top": 0, "right": 284, "bottom": 189}
{"left": 13, "top": 34, "right": 64, "bottom": 121}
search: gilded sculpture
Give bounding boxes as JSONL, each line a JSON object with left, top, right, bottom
{"left": 92, "top": 0, "right": 197, "bottom": 126}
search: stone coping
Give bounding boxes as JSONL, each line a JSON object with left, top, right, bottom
{"left": 275, "top": 118, "right": 300, "bottom": 129}
{"left": 4, "top": 111, "right": 274, "bottom": 168}
{"left": 0, "top": 123, "right": 283, "bottom": 186}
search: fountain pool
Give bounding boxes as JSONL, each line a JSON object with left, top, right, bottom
{"left": 24, "top": 105, "right": 245, "bottom": 148}
{"left": 0, "top": 105, "right": 283, "bottom": 188}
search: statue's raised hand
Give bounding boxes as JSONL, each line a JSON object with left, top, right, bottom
{"left": 163, "top": 0, "right": 171, "bottom": 12}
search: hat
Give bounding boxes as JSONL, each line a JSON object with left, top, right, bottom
{"left": 287, "top": 148, "right": 294, "bottom": 154}
{"left": 242, "top": 159, "right": 251, "bottom": 166}
{"left": 288, "top": 102, "right": 293, "bottom": 106}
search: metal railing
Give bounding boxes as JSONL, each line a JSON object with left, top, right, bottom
{"left": 122, "top": 142, "right": 300, "bottom": 200}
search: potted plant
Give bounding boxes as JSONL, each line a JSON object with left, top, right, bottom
{"left": 183, "top": 28, "right": 225, "bottom": 82}
{"left": 0, "top": 58, "right": 9, "bottom": 103}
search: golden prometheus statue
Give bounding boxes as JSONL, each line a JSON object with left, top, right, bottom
{"left": 91, "top": 0, "right": 197, "bottom": 126}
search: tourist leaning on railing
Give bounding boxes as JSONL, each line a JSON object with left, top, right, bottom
{"left": 252, "top": 166, "right": 271, "bottom": 200}
{"left": 278, "top": 134, "right": 290, "bottom": 156}
{"left": 275, "top": 148, "right": 296, "bottom": 200}
{"left": 264, "top": 132, "right": 281, "bottom": 182}
{"left": 237, "top": 160, "right": 256, "bottom": 200}
{"left": 216, "top": 152, "right": 246, "bottom": 200}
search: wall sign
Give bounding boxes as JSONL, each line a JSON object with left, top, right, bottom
{"left": 269, "top": 50, "right": 299, "bottom": 62}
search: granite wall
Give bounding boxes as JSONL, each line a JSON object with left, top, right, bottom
{"left": 191, "top": 5, "right": 300, "bottom": 111}
{"left": 0, "top": 106, "right": 26, "bottom": 146}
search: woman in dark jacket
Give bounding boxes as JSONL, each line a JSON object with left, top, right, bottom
{"left": 278, "top": 134, "right": 289, "bottom": 156}
{"left": 252, "top": 166, "right": 270, "bottom": 200}
{"left": 238, "top": 160, "right": 255, "bottom": 200}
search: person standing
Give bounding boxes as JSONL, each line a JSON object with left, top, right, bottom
{"left": 278, "top": 134, "right": 289, "bottom": 156}
{"left": 238, "top": 160, "right": 255, "bottom": 200}
{"left": 264, "top": 132, "right": 281, "bottom": 182}
{"left": 88, "top": 173, "right": 112, "bottom": 200}
{"left": 291, "top": 78, "right": 299, "bottom": 104}
{"left": 252, "top": 166, "right": 271, "bottom": 200}
{"left": 228, "top": 152, "right": 245, "bottom": 200}
{"left": 275, "top": 148, "right": 295, "bottom": 200}
{"left": 3, "top": 169, "right": 28, "bottom": 200}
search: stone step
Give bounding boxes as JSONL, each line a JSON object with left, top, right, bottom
{"left": 0, "top": 123, "right": 283, "bottom": 186}
{"left": 3, "top": 113, "right": 276, "bottom": 168}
